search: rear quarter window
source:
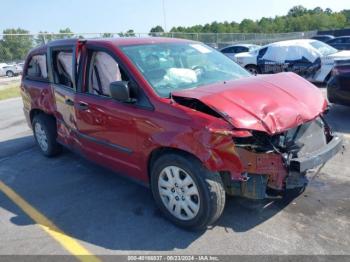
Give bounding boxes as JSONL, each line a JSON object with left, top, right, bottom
{"left": 26, "top": 54, "right": 48, "bottom": 81}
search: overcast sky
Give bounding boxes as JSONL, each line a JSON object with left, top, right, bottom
{"left": 0, "top": 0, "right": 348, "bottom": 33}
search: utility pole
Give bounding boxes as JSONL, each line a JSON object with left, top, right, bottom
{"left": 162, "top": 0, "right": 167, "bottom": 32}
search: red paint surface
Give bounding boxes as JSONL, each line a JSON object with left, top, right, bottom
{"left": 173, "top": 72, "right": 327, "bottom": 135}
{"left": 21, "top": 38, "right": 327, "bottom": 188}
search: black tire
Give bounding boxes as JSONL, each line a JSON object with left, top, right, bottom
{"left": 150, "top": 153, "right": 226, "bottom": 231}
{"left": 6, "top": 70, "right": 14, "bottom": 77}
{"left": 245, "top": 65, "right": 260, "bottom": 75}
{"left": 32, "top": 114, "right": 61, "bottom": 157}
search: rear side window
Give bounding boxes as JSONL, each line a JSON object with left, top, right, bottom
{"left": 235, "top": 46, "right": 248, "bottom": 53}
{"left": 26, "top": 54, "right": 48, "bottom": 80}
{"left": 221, "top": 47, "right": 234, "bottom": 53}
{"left": 52, "top": 50, "right": 74, "bottom": 88}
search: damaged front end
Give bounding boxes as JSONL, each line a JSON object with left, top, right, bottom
{"left": 224, "top": 117, "right": 343, "bottom": 199}
{"left": 171, "top": 73, "right": 343, "bottom": 200}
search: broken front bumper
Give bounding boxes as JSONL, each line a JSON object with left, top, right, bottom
{"left": 224, "top": 133, "right": 343, "bottom": 200}
{"left": 289, "top": 134, "right": 343, "bottom": 173}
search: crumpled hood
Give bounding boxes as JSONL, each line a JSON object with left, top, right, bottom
{"left": 172, "top": 72, "right": 327, "bottom": 135}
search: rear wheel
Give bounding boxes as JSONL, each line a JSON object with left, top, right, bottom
{"left": 151, "top": 153, "right": 226, "bottom": 231}
{"left": 6, "top": 70, "right": 14, "bottom": 77}
{"left": 32, "top": 114, "right": 61, "bottom": 157}
{"left": 245, "top": 65, "right": 260, "bottom": 75}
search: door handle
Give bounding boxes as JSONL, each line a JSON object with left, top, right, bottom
{"left": 65, "top": 98, "right": 74, "bottom": 106}
{"left": 77, "top": 102, "right": 89, "bottom": 111}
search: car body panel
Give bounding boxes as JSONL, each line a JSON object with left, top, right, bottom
{"left": 327, "top": 63, "right": 350, "bottom": 106}
{"left": 172, "top": 72, "right": 327, "bottom": 135}
{"left": 234, "top": 39, "right": 350, "bottom": 83}
{"left": 220, "top": 44, "right": 261, "bottom": 60}
{"left": 0, "top": 63, "right": 22, "bottom": 76}
{"left": 311, "top": 35, "right": 334, "bottom": 43}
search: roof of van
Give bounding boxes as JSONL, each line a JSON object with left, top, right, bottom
{"left": 29, "top": 37, "right": 195, "bottom": 54}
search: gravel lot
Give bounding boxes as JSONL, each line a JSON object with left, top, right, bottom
{"left": 0, "top": 89, "right": 349, "bottom": 257}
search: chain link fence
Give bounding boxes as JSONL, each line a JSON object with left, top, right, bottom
{"left": 0, "top": 31, "right": 317, "bottom": 64}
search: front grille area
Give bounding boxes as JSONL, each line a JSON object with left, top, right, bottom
{"left": 284, "top": 117, "right": 327, "bottom": 158}
{"left": 234, "top": 117, "right": 329, "bottom": 158}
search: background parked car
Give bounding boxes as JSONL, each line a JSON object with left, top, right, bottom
{"left": 234, "top": 39, "right": 350, "bottom": 83}
{"left": 0, "top": 63, "right": 22, "bottom": 77}
{"left": 326, "top": 36, "right": 350, "bottom": 50}
{"left": 220, "top": 44, "right": 261, "bottom": 60}
{"left": 311, "top": 35, "right": 335, "bottom": 43}
{"left": 327, "top": 62, "right": 350, "bottom": 106}
{"left": 16, "top": 62, "right": 25, "bottom": 70}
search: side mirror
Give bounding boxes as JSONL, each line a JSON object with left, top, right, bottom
{"left": 109, "top": 81, "right": 135, "bottom": 103}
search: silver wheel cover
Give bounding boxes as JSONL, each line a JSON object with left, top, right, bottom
{"left": 158, "top": 166, "right": 200, "bottom": 221}
{"left": 34, "top": 122, "right": 48, "bottom": 152}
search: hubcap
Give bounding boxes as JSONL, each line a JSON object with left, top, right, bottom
{"left": 248, "top": 67, "right": 258, "bottom": 75}
{"left": 158, "top": 166, "right": 200, "bottom": 221}
{"left": 34, "top": 122, "right": 48, "bottom": 152}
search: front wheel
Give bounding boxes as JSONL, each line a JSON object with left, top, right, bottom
{"left": 151, "top": 153, "right": 226, "bottom": 231}
{"left": 245, "top": 65, "right": 260, "bottom": 75}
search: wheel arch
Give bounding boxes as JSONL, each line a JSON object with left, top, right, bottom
{"left": 29, "top": 108, "right": 56, "bottom": 125}
{"left": 147, "top": 147, "right": 203, "bottom": 182}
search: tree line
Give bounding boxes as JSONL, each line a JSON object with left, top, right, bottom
{"left": 151, "top": 5, "right": 350, "bottom": 33}
{"left": 0, "top": 28, "right": 136, "bottom": 62}
{"left": 1, "top": 5, "right": 350, "bottom": 62}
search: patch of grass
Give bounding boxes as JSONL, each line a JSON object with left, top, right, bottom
{"left": 0, "top": 84, "right": 20, "bottom": 101}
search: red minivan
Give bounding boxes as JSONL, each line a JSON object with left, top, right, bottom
{"left": 20, "top": 38, "right": 342, "bottom": 230}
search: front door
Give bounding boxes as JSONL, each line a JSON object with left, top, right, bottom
{"left": 75, "top": 44, "right": 152, "bottom": 181}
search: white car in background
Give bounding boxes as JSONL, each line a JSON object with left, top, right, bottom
{"left": 234, "top": 39, "right": 350, "bottom": 83}
{"left": 0, "top": 63, "right": 22, "bottom": 77}
{"left": 220, "top": 44, "right": 261, "bottom": 60}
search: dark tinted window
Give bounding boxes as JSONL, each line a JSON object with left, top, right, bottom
{"left": 221, "top": 47, "right": 234, "bottom": 53}
{"left": 235, "top": 46, "right": 248, "bottom": 53}
{"left": 26, "top": 54, "right": 48, "bottom": 80}
{"left": 258, "top": 47, "right": 268, "bottom": 57}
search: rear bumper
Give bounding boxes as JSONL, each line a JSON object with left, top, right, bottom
{"left": 289, "top": 134, "right": 343, "bottom": 173}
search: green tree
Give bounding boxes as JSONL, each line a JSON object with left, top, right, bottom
{"left": 102, "top": 33, "right": 114, "bottom": 38}
{"left": 2, "top": 28, "right": 33, "bottom": 61}
{"left": 239, "top": 19, "right": 258, "bottom": 33}
{"left": 35, "top": 31, "right": 57, "bottom": 45}
{"left": 159, "top": 5, "right": 349, "bottom": 35}
{"left": 118, "top": 29, "right": 136, "bottom": 37}
{"left": 149, "top": 25, "right": 165, "bottom": 36}
{"left": 150, "top": 25, "right": 164, "bottom": 33}
{"left": 0, "top": 42, "right": 13, "bottom": 62}
{"left": 57, "top": 28, "right": 74, "bottom": 39}
{"left": 288, "top": 5, "right": 308, "bottom": 17}
{"left": 341, "top": 9, "right": 350, "bottom": 25}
